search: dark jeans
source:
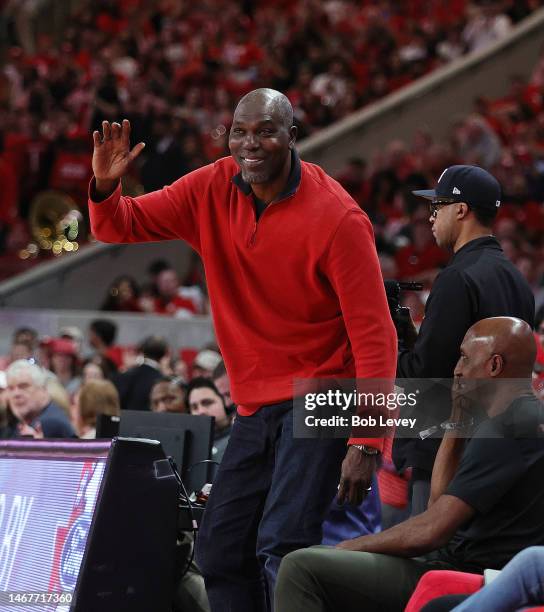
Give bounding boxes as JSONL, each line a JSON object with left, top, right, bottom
{"left": 195, "top": 401, "right": 347, "bottom": 612}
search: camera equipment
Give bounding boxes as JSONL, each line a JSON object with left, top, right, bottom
{"left": 384, "top": 280, "right": 423, "bottom": 349}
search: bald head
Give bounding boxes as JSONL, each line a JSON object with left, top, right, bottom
{"left": 234, "top": 88, "right": 294, "bottom": 130}
{"left": 229, "top": 88, "right": 296, "bottom": 192}
{"left": 460, "top": 317, "right": 536, "bottom": 378}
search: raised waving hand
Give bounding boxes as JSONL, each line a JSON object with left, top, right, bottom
{"left": 92, "top": 119, "right": 145, "bottom": 196}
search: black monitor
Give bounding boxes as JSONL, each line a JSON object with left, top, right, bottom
{"left": 119, "top": 411, "right": 214, "bottom": 493}
{"left": 0, "top": 438, "right": 179, "bottom": 612}
{"left": 95, "top": 414, "right": 120, "bottom": 438}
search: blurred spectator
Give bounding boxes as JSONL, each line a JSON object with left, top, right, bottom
{"left": 516, "top": 254, "right": 544, "bottom": 311}
{"left": 82, "top": 359, "right": 105, "bottom": 383}
{"left": 82, "top": 354, "right": 118, "bottom": 382}
{"left": 462, "top": 1, "right": 512, "bottom": 53}
{"left": 3, "top": 0, "right": 50, "bottom": 54}
{"left": 45, "top": 373, "right": 71, "bottom": 415}
{"left": 46, "top": 337, "right": 81, "bottom": 396}
{"left": 212, "top": 361, "right": 233, "bottom": 412}
{"left": 0, "top": 326, "right": 39, "bottom": 370}
{"left": 144, "top": 259, "right": 172, "bottom": 298}
{"left": 140, "top": 114, "right": 188, "bottom": 192}
{"left": 186, "top": 377, "right": 232, "bottom": 462}
{"left": 114, "top": 335, "right": 169, "bottom": 412}
{"left": 141, "top": 267, "right": 198, "bottom": 317}
{"left": 192, "top": 349, "right": 223, "bottom": 379}
{"left": 88, "top": 318, "right": 123, "bottom": 369}
{"left": 72, "top": 379, "right": 120, "bottom": 439}
{"left": 455, "top": 114, "right": 502, "bottom": 168}
{"left": 336, "top": 157, "right": 369, "bottom": 209}
{"left": 4, "top": 359, "right": 75, "bottom": 437}
{"left": 0, "top": 339, "right": 34, "bottom": 369}
{"left": 13, "top": 326, "right": 39, "bottom": 349}
{"left": 59, "top": 325, "right": 84, "bottom": 352}
{"left": 172, "top": 358, "right": 189, "bottom": 384}
{"left": 150, "top": 377, "right": 186, "bottom": 414}
{"left": 436, "top": 26, "right": 465, "bottom": 63}
{"left": 101, "top": 275, "right": 142, "bottom": 312}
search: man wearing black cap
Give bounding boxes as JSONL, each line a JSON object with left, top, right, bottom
{"left": 394, "top": 165, "right": 535, "bottom": 515}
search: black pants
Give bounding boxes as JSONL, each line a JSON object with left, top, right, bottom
{"left": 196, "top": 401, "right": 346, "bottom": 612}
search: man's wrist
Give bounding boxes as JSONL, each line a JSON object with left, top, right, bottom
{"left": 93, "top": 177, "right": 119, "bottom": 201}
{"left": 350, "top": 444, "right": 380, "bottom": 456}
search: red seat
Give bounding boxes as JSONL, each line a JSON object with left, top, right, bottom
{"left": 405, "top": 570, "right": 482, "bottom": 612}
{"left": 405, "top": 569, "right": 544, "bottom": 611}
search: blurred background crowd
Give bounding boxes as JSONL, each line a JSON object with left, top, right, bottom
{"left": 0, "top": 6, "right": 544, "bottom": 597}
{"left": 0, "top": 0, "right": 543, "bottom": 281}
{"left": 1, "top": 0, "right": 544, "bottom": 404}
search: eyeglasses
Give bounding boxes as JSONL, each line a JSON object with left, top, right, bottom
{"left": 429, "top": 198, "right": 462, "bottom": 219}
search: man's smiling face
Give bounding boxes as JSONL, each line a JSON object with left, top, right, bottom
{"left": 229, "top": 98, "right": 295, "bottom": 185}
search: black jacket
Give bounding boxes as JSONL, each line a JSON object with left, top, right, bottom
{"left": 394, "top": 236, "right": 535, "bottom": 472}
{"left": 115, "top": 363, "right": 163, "bottom": 412}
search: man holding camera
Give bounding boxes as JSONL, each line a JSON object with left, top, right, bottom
{"left": 394, "top": 165, "right": 534, "bottom": 515}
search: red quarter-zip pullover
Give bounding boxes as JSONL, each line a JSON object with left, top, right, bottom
{"left": 89, "top": 153, "right": 397, "bottom": 448}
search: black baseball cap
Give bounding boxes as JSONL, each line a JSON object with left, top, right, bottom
{"left": 413, "top": 165, "right": 502, "bottom": 212}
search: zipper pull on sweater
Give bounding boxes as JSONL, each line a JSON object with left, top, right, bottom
{"left": 248, "top": 222, "right": 257, "bottom": 247}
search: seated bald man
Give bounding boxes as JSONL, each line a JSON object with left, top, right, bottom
{"left": 276, "top": 317, "right": 544, "bottom": 612}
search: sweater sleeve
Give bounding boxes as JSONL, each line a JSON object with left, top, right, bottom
{"left": 88, "top": 164, "right": 215, "bottom": 252}
{"left": 323, "top": 210, "right": 398, "bottom": 450}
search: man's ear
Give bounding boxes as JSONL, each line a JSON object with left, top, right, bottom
{"left": 289, "top": 125, "right": 297, "bottom": 148}
{"left": 457, "top": 203, "right": 470, "bottom": 220}
{"left": 489, "top": 354, "right": 504, "bottom": 377}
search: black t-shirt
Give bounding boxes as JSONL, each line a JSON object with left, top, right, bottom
{"left": 438, "top": 394, "right": 544, "bottom": 573}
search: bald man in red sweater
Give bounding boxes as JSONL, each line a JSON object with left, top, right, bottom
{"left": 89, "top": 88, "right": 396, "bottom": 612}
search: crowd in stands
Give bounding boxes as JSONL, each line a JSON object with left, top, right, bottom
{"left": 0, "top": 322, "right": 234, "bottom": 461}
{"left": 0, "top": 0, "right": 540, "bottom": 268}
{"left": 3, "top": 2, "right": 542, "bottom": 327}
{"left": 85, "top": 49, "right": 544, "bottom": 397}
{"left": 2, "top": 4, "right": 544, "bottom": 611}
{"left": 339, "top": 60, "right": 544, "bottom": 307}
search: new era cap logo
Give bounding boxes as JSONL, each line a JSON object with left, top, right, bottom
{"left": 496, "top": 200, "right": 501, "bottom": 207}
{"left": 452, "top": 187, "right": 461, "bottom": 195}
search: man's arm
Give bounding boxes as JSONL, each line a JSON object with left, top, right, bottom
{"left": 323, "top": 211, "right": 397, "bottom": 423}
{"left": 323, "top": 210, "right": 397, "bottom": 503}
{"left": 89, "top": 120, "right": 205, "bottom": 249}
{"left": 429, "top": 435, "right": 466, "bottom": 508}
{"left": 397, "top": 268, "right": 473, "bottom": 379}
{"left": 337, "top": 494, "right": 474, "bottom": 557}
{"left": 429, "top": 380, "right": 472, "bottom": 506}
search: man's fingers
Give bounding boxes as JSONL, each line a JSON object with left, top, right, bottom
{"left": 102, "top": 121, "right": 111, "bottom": 140}
{"left": 128, "top": 141, "right": 146, "bottom": 162}
{"left": 111, "top": 122, "right": 122, "bottom": 139}
{"left": 354, "top": 484, "right": 364, "bottom": 507}
{"left": 121, "top": 118, "right": 131, "bottom": 147}
{"left": 92, "top": 130, "right": 102, "bottom": 147}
